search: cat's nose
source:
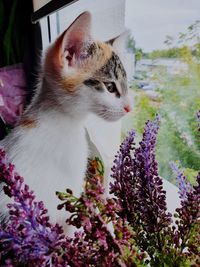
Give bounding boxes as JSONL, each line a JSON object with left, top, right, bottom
{"left": 124, "top": 105, "right": 132, "bottom": 113}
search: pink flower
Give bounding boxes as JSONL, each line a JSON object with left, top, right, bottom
{"left": 0, "top": 64, "right": 27, "bottom": 126}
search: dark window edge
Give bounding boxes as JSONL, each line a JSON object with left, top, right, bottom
{"left": 31, "top": 0, "right": 78, "bottom": 23}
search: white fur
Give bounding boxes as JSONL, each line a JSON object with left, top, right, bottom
{"left": 1, "top": 111, "right": 88, "bottom": 226}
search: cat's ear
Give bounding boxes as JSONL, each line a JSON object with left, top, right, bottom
{"left": 108, "top": 30, "right": 130, "bottom": 73}
{"left": 56, "top": 11, "right": 93, "bottom": 68}
{"left": 111, "top": 30, "right": 130, "bottom": 53}
{"left": 110, "top": 30, "right": 130, "bottom": 65}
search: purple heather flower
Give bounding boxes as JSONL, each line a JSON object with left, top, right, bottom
{"left": 173, "top": 172, "right": 200, "bottom": 264}
{"left": 0, "top": 112, "right": 199, "bottom": 267}
{"left": 57, "top": 175, "right": 144, "bottom": 267}
{"left": 0, "top": 148, "right": 65, "bottom": 266}
{"left": 110, "top": 116, "right": 172, "bottom": 264}
{"left": 110, "top": 129, "right": 136, "bottom": 219}
{"left": 170, "top": 162, "right": 192, "bottom": 200}
{"left": 111, "top": 116, "right": 172, "bottom": 227}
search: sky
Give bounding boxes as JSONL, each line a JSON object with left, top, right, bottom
{"left": 125, "top": 0, "right": 200, "bottom": 52}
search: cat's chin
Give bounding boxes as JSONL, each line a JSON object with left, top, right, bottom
{"left": 104, "top": 117, "right": 123, "bottom": 122}
{"left": 96, "top": 112, "right": 124, "bottom": 122}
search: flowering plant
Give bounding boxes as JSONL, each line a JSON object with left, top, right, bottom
{"left": 0, "top": 64, "right": 27, "bottom": 126}
{"left": 0, "top": 112, "right": 199, "bottom": 266}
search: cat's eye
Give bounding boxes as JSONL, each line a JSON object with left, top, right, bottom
{"left": 104, "top": 82, "right": 120, "bottom": 98}
{"left": 105, "top": 82, "right": 115, "bottom": 93}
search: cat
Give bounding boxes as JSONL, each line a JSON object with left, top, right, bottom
{"left": 0, "top": 12, "right": 131, "bottom": 228}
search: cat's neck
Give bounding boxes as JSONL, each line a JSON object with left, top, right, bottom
{"left": 22, "top": 77, "right": 87, "bottom": 124}
{"left": 25, "top": 78, "right": 62, "bottom": 114}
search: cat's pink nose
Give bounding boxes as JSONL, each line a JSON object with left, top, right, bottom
{"left": 124, "top": 105, "right": 131, "bottom": 113}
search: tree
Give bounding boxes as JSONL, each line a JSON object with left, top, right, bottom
{"left": 164, "top": 35, "right": 174, "bottom": 47}
{"left": 127, "top": 35, "right": 143, "bottom": 65}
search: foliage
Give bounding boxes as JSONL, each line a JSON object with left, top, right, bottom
{"left": 126, "top": 20, "right": 200, "bottom": 185}
{"left": 0, "top": 0, "right": 30, "bottom": 67}
{"left": 178, "top": 20, "right": 200, "bottom": 47}
{"left": 111, "top": 118, "right": 173, "bottom": 266}
{"left": 179, "top": 46, "right": 193, "bottom": 64}
{"left": 147, "top": 47, "right": 181, "bottom": 59}
{"left": 147, "top": 20, "right": 200, "bottom": 60}
{"left": 164, "top": 35, "right": 174, "bottom": 47}
{"left": 124, "top": 93, "right": 159, "bottom": 136}
{"left": 146, "top": 45, "right": 196, "bottom": 61}
{"left": 0, "top": 114, "right": 199, "bottom": 266}
{"left": 0, "top": 149, "right": 65, "bottom": 266}
{"left": 127, "top": 36, "right": 143, "bottom": 65}
{"left": 112, "top": 116, "right": 200, "bottom": 266}
{"left": 0, "top": 0, "right": 32, "bottom": 139}
{"left": 56, "top": 159, "right": 145, "bottom": 267}
{"left": 127, "top": 69, "right": 200, "bottom": 185}
{"left": 156, "top": 66, "right": 200, "bottom": 184}
{"left": 0, "top": 152, "right": 144, "bottom": 267}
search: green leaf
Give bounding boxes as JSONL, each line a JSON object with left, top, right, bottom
{"left": 0, "top": 1, "right": 5, "bottom": 35}
{"left": 3, "top": 0, "right": 18, "bottom": 65}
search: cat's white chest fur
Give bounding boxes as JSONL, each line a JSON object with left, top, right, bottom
{"left": 2, "top": 111, "right": 88, "bottom": 225}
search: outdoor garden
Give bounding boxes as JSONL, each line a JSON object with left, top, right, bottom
{"left": 123, "top": 20, "right": 200, "bottom": 186}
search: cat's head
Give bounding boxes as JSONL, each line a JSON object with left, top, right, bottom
{"left": 43, "top": 12, "right": 131, "bottom": 121}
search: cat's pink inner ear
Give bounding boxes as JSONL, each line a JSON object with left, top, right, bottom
{"left": 60, "top": 12, "right": 92, "bottom": 66}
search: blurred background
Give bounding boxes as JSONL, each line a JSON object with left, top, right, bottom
{"left": 123, "top": 0, "right": 200, "bottom": 185}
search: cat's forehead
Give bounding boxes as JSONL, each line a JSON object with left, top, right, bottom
{"left": 85, "top": 42, "right": 126, "bottom": 79}
{"left": 95, "top": 51, "right": 126, "bottom": 82}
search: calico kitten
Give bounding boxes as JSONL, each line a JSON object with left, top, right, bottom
{"left": 0, "top": 12, "right": 131, "bottom": 227}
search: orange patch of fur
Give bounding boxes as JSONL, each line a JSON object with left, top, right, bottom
{"left": 44, "top": 32, "right": 65, "bottom": 76}
{"left": 20, "top": 117, "right": 37, "bottom": 129}
{"left": 44, "top": 36, "right": 113, "bottom": 92}
{"left": 61, "top": 41, "right": 113, "bottom": 91}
